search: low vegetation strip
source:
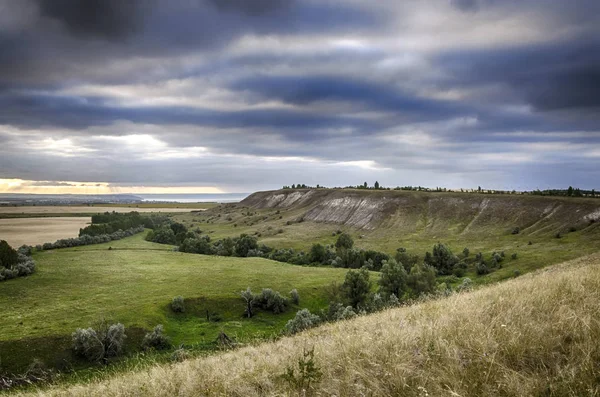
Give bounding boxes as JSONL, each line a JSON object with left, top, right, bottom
{"left": 17, "top": 253, "right": 600, "bottom": 397}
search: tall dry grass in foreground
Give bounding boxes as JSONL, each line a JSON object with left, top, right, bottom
{"left": 20, "top": 253, "right": 600, "bottom": 397}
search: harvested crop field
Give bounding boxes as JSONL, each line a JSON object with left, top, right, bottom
{"left": 0, "top": 217, "right": 90, "bottom": 247}
{"left": 0, "top": 206, "right": 201, "bottom": 215}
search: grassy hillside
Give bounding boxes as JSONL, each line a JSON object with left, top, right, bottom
{"left": 15, "top": 253, "right": 600, "bottom": 396}
{"left": 0, "top": 233, "right": 348, "bottom": 374}
{"left": 173, "top": 189, "right": 600, "bottom": 282}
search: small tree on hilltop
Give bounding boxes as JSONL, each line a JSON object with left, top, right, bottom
{"left": 374, "top": 181, "right": 380, "bottom": 189}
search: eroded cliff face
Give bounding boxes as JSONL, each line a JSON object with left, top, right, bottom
{"left": 240, "top": 189, "right": 600, "bottom": 234}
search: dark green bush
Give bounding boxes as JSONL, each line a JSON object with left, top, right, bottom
{"left": 378, "top": 259, "right": 407, "bottom": 300}
{"left": 476, "top": 262, "right": 490, "bottom": 275}
{"left": 342, "top": 268, "right": 371, "bottom": 308}
{"left": 425, "top": 243, "right": 459, "bottom": 275}
{"left": 407, "top": 263, "right": 436, "bottom": 297}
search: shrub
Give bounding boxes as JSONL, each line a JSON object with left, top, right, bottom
{"left": 407, "top": 263, "right": 437, "bottom": 297}
{"left": 335, "top": 233, "right": 354, "bottom": 250}
{"left": 290, "top": 289, "right": 300, "bottom": 305}
{"left": 511, "top": 253, "right": 518, "bottom": 260}
{"left": 511, "top": 227, "right": 520, "bottom": 235}
{"left": 378, "top": 259, "right": 407, "bottom": 300}
{"left": 462, "top": 247, "right": 470, "bottom": 258}
{"left": 425, "top": 243, "right": 459, "bottom": 275}
{"left": 142, "top": 325, "right": 171, "bottom": 350}
{"left": 171, "top": 346, "right": 191, "bottom": 362}
{"left": 255, "top": 288, "right": 288, "bottom": 314}
{"left": 146, "top": 226, "right": 177, "bottom": 244}
{"left": 72, "top": 323, "right": 126, "bottom": 363}
{"left": 514, "top": 269, "right": 521, "bottom": 277}
{"left": 327, "top": 303, "right": 357, "bottom": 321}
{"left": 342, "top": 268, "right": 371, "bottom": 308}
{"left": 282, "top": 347, "right": 322, "bottom": 393}
{"left": 456, "top": 277, "right": 473, "bottom": 292}
{"left": 17, "top": 245, "right": 33, "bottom": 256}
{"left": 284, "top": 309, "right": 321, "bottom": 334}
{"left": 387, "top": 293, "right": 400, "bottom": 307}
{"left": 171, "top": 296, "right": 185, "bottom": 313}
{"left": 234, "top": 234, "right": 258, "bottom": 257}
{"left": 395, "top": 248, "right": 420, "bottom": 272}
{"left": 476, "top": 262, "right": 490, "bottom": 275}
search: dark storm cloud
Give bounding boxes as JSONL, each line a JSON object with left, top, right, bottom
{"left": 207, "top": 0, "right": 293, "bottom": 15}
{"left": 230, "top": 74, "right": 468, "bottom": 119}
{"left": 435, "top": 38, "right": 600, "bottom": 114}
{"left": 0, "top": 91, "right": 378, "bottom": 137}
{"left": 1, "top": 0, "right": 600, "bottom": 191}
{"left": 36, "top": 0, "right": 143, "bottom": 39}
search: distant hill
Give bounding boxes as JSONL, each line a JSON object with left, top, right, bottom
{"left": 241, "top": 188, "right": 600, "bottom": 236}
{"left": 0, "top": 193, "right": 142, "bottom": 205}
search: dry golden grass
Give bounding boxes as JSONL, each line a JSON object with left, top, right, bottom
{"left": 18, "top": 253, "right": 600, "bottom": 397}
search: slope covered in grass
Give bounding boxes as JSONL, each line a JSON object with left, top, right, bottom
{"left": 17, "top": 252, "right": 600, "bottom": 396}
{"left": 175, "top": 189, "right": 600, "bottom": 282}
{"left": 0, "top": 233, "right": 348, "bottom": 373}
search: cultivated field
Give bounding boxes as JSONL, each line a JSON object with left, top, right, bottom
{"left": 0, "top": 217, "right": 90, "bottom": 248}
{"left": 14, "top": 253, "right": 600, "bottom": 397}
{"left": 0, "top": 205, "right": 209, "bottom": 217}
{"left": 0, "top": 233, "right": 348, "bottom": 374}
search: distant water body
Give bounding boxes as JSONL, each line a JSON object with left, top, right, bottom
{"left": 137, "top": 193, "right": 249, "bottom": 203}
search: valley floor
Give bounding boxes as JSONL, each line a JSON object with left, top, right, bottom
{"left": 13, "top": 252, "right": 600, "bottom": 397}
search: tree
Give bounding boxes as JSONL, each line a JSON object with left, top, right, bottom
{"left": 407, "top": 263, "right": 436, "bottom": 297}
{"left": 395, "top": 248, "right": 420, "bottom": 272}
{"left": 567, "top": 186, "right": 574, "bottom": 196}
{"left": 425, "top": 243, "right": 458, "bottom": 275}
{"left": 335, "top": 233, "right": 354, "bottom": 250}
{"left": 363, "top": 182, "right": 368, "bottom": 189}
{"left": 378, "top": 259, "right": 407, "bottom": 299}
{"left": 374, "top": 181, "right": 380, "bottom": 189}
{"left": 234, "top": 234, "right": 258, "bottom": 257}
{"left": 342, "top": 268, "right": 371, "bottom": 308}
{"left": 241, "top": 287, "right": 255, "bottom": 318}
{"left": 0, "top": 240, "right": 18, "bottom": 268}
{"left": 309, "top": 243, "right": 327, "bottom": 264}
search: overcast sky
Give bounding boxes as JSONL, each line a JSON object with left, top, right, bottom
{"left": 0, "top": 0, "right": 599, "bottom": 194}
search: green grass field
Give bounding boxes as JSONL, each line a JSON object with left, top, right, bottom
{"left": 2, "top": 189, "right": 599, "bottom": 390}
{"left": 0, "top": 233, "right": 348, "bottom": 374}
{"left": 172, "top": 200, "right": 600, "bottom": 284}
